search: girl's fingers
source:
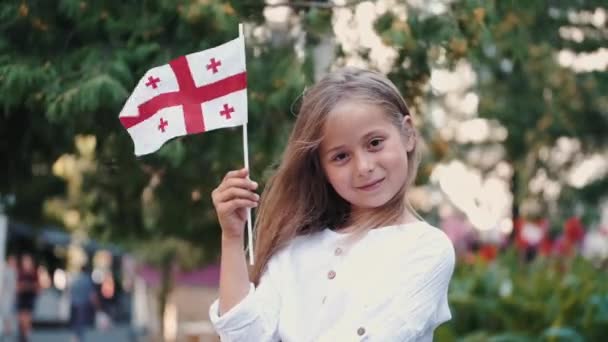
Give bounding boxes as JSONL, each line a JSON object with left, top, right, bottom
{"left": 218, "top": 199, "right": 258, "bottom": 214}
{"left": 222, "top": 168, "right": 248, "bottom": 181}
{"left": 216, "top": 176, "right": 258, "bottom": 193}
{"left": 215, "top": 187, "right": 259, "bottom": 204}
{"left": 211, "top": 169, "right": 259, "bottom": 214}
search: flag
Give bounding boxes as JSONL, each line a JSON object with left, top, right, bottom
{"left": 119, "top": 36, "right": 247, "bottom": 156}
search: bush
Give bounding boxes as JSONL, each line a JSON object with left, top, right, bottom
{"left": 436, "top": 249, "right": 608, "bottom": 341}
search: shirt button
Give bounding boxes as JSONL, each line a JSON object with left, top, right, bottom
{"left": 334, "top": 247, "right": 343, "bottom": 256}
{"left": 357, "top": 327, "right": 366, "bottom": 336}
{"left": 327, "top": 270, "right": 336, "bottom": 279}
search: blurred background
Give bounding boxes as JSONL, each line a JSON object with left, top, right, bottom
{"left": 1, "top": 0, "right": 607, "bottom": 341}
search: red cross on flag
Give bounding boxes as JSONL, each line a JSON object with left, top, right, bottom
{"left": 119, "top": 36, "right": 247, "bottom": 156}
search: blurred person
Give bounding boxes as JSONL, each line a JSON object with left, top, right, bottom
{"left": 97, "top": 272, "right": 116, "bottom": 327}
{"left": 69, "top": 266, "right": 98, "bottom": 342}
{"left": 16, "top": 254, "right": 38, "bottom": 342}
{"left": 1, "top": 255, "right": 17, "bottom": 339}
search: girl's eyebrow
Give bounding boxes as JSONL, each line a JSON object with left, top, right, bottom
{"left": 361, "top": 129, "right": 384, "bottom": 140}
{"left": 325, "top": 144, "right": 345, "bottom": 155}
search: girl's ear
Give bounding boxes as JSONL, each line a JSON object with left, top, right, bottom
{"left": 401, "top": 115, "right": 416, "bottom": 152}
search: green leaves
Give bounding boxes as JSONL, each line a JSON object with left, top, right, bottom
{"left": 0, "top": 61, "right": 50, "bottom": 110}
{"left": 0, "top": 0, "right": 315, "bottom": 267}
{"left": 541, "top": 327, "right": 584, "bottom": 342}
{"left": 438, "top": 253, "right": 608, "bottom": 340}
{"left": 303, "top": 7, "right": 333, "bottom": 38}
{"left": 47, "top": 73, "right": 128, "bottom": 122}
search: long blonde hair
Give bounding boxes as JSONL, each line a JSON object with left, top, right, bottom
{"left": 251, "top": 67, "right": 420, "bottom": 284}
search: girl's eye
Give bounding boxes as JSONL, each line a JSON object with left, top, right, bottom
{"left": 369, "top": 138, "right": 384, "bottom": 149}
{"left": 332, "top": 153, "right": 348, "bottom": 162}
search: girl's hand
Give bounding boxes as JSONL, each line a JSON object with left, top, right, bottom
{"left": 211, "top": 168, "right": 259, "bottom": 240}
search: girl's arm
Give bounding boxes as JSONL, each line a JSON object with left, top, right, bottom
{"left": 211, "top": 168, "right": 259, "bottom": 315}
{"left": 218, "top": 234, "right": 250, "bottom": 315}
{"left": 209, "top": 168, "right": 281, "bottom": 341}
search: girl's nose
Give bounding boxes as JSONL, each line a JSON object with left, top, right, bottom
{"left": 355, "top": 153, "right": 375, "bottom": 176}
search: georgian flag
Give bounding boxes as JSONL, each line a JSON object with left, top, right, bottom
{"left": 119, "top": 36, "right": 247, "bottom": 156}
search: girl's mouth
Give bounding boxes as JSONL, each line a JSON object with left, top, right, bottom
{"left": 357, "top": 178, "right": 385, "bottom": 191}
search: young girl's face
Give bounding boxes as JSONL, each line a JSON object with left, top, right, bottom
{"left": 319, "top": 100, "right": 414, "bottom": 216}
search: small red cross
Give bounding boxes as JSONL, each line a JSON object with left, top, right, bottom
{"left": 158, "top": 118, "right": 168, "bottom": 132}
{"left": 206, "top": 58, "right": 222, "bottom": 74}
{"left": 220, "top": 104, "right": 234, "bottom": 119}
{"left": 146, "top": 76, "right": 161, "bottom": 89}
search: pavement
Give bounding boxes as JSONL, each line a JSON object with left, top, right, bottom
{"left": 0, "top": 288, "right": 138, "bottom": 342}
{"left": 2, "top": 324, "right": 135, "bottom": 342}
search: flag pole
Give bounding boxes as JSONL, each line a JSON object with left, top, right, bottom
{"left": 239, "top": 23, "right": 254, "bottom": 265}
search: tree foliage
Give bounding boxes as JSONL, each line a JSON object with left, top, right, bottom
{"left": 2, "top": 0, "right": 607, "bottom": 264}
{"left": 373, "top": 0, "right": 608, "bottom": 224}
{"left": 437, "top": 251, "right": 608, "bottom": 341}
{"left": 0, "top": 0, "right": 312, "bottom": 263}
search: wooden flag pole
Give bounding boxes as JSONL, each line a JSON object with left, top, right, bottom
{"left": 239, "top": 23, "right": 254, "bottom": 265}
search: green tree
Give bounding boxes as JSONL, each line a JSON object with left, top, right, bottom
{"left": 0, "top": 0, "right": 309, "bottom": 246}
{"left": 373, "top": 1, "right": 608, "bottom": 229}
{"left": 453, "top": 1, "right": 608, "bottom": 228}
{"left": 0, "top": 0, "right": 312, "bottom": 335}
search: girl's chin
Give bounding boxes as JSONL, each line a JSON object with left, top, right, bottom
{"left": 349, "top": 199, "right": 392, "bottom": 212}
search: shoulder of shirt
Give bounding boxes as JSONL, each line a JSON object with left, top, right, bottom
{"left": 408, "top": 221, "right": 453, "bottom": 244}
{"left": 393, "top": 221, "right": 455, "bottom": 261}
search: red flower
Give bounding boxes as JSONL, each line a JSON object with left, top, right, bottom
{"left": 538, "top": 238, "right": 553, "bottom": 256}
{"left": 514, "top": 217, "right": 526, "bottom": 251}
{"left": 564, "top": 217, "right": 585, "bottom": 243}
{"left": 554, "top": 235, "right": 574, "bottom": 256}
{"left": 479, "top": 244, "right": 498, "bottom": 262}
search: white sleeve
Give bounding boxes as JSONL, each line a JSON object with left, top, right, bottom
{"left": 208, "top": 258, "right": 282, "bottom": 342}
{"left": 317, "top": 231, "right": 455, "bottom": 341}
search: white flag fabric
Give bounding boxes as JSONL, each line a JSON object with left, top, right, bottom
{"left": 119, "top": 36, "right": 247, "bottom": 156}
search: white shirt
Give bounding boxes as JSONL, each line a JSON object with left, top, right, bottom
{"left": 209, "top": 221, "right": 455, "bottom": 341}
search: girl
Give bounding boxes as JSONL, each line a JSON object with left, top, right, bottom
{"left": 209, "top": 67, "right": 455, "bottom": 341}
